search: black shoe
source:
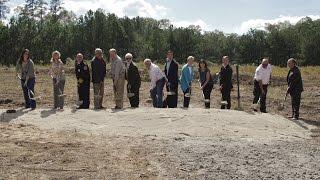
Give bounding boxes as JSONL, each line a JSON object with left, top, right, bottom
{"left": 261, "top": 110, "right": 268, "bottom": 113}
{"left": 114, "top": 106, "right": 122, "bottom": 109}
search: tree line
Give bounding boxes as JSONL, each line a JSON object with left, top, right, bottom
{"left": 0, "top": 0, "right": 320, "bottom": 66}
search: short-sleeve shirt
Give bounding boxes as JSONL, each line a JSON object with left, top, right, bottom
{"left": 254, "top": 64, "right": 272, "bottom": 85}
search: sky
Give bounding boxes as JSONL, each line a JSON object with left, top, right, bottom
{"left": 5, "top": 0, "right": 320, "bottom": 34}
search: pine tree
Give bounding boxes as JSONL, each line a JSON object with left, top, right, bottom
{"left": 49, "top": 0, "right": 63, "bottom": 16}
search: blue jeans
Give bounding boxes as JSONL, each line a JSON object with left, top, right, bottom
{"left": 21, "top": 78, "right": 36, "bottom": 109}
{"left": 151, "top": 77, "right": 166, "bottom": 108}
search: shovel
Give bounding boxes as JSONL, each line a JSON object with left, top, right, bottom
{"left": 184, "top": 83, "right": 192, "bottom": 98}
{"left": 220, "top": 101, "right": 228, "bottom": 106}
{"left": 58, "top": 88, "right": 67, "bottom": 98}
{"left": 277, "top": 94, "right": 288, "bottom": 111}
{"left": 199, "top": 82, "right": 210, "bottom": 103}
{"left": 17, "top": 74, "right": 41, "bottom": 100}
{"left": 127, "top": 84, "right": 135, "bottom": 98}
{"left": 166, "top": 83, "right": 176, "bottom": 96}
{"left": 252, "top": 98, "right": 261, "bottom": 111}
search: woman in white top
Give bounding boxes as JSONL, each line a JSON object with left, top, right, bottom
{"left": 49, "top": 51, "right": 66, "bottom": 110}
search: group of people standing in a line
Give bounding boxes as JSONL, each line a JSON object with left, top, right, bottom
{"left": 15, "top": 48, "right": 303, "bottom": 120}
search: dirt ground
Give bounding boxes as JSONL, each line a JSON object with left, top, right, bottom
{"left": 0, "top": 108, "right": 319, "bottom": 179}
{"left": 0, "top": 65, "right": 319, "bottom": 179}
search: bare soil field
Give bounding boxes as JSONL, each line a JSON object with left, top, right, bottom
{"left": 0, "top": 108, "right": 319, "bottom": 179}
{"left": 0, "top": 65, "right": 319, "bottom": 179}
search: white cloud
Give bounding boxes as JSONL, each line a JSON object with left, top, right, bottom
{"left": 171, "top": 19, "right": 211, "bottom": 32}
{"left": 234, "top": 15, "right": 320, "bottom": 34}
{"left": 63, "top": 0, "right": 211, "bottom": 32}
{"left": 62, "top": 0, "right": 167, "bottom": 19}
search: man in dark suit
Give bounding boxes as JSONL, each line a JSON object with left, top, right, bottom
{"left": 163, "top": 50, "right": 179, "bottom": 108}
{"left": 286, "top": 58, "right": 304, "bottom": 120}
{"left": 125, "top": 53, "right": 141, "bottom": 108}
{"left": 219, "top": 56, "right": 233, "bottom": 109}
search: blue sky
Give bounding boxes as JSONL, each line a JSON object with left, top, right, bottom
{"left": 6, "top": 0, "right": 320, "bottom": 34}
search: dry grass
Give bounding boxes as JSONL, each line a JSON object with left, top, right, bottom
{"left": 0, "top": 63, "right": 319, "bottom": 123}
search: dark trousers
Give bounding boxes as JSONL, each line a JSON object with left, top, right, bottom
{"left": 290, "top": 92, "right": 301, "bottom": 118}
{"left": 183, "top": 88, "right": 191, "bottom": 108}
{"left": 128, "top": 85, "right": 140, "bottom": 108}
{"left": 151, "top": 77, "right": 166, "bottom": 108}
{"left": 21, "top": 78, "right": 36, "bottom": 109}
{"left": 221, "top": 89, "right": 231, "bottom": 109}
{"left": 78, "top": 83, "right": 90, "bottom": 108}
{"left": 53, "top": 78, "right": 65, "bottom": 109}
{"left": 203, "top": 84, "right": 213, "bottom": 108}
{"left": 164, "top": 87, "right": 178, "bottom": 108}
{"left": 253, "top": 80, "right": 268, "bottom": 112}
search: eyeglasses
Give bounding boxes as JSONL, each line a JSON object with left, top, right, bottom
{"left": 126, "top": 58, "right": 132, "bottom": 60}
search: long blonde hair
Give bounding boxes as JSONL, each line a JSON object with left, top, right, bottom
{"left": 51, "top": 50, "right": 61, "bottom": 62}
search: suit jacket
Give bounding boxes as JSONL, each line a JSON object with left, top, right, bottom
{"left": 287, "top": 66, "right": 303, "bottom": 94}
{"left": 219, "top": 64, "right": 233, "bottom": 91}
{"left": 164, "top": 59, "right": 179, "bottom": 91}
{"left": 75, "top": 61, "right": 90, "bottom": 85}
{"left": 111, "top": 55, "right": 125, "bottom": 82}
{"left": 180, "top": 64, "right": 194, "bottom": 92}
{"left": 126, "top": 62, "right": 141, "bottom": 92}
{"left": 91, "top": 57, "right": 106, "bottom": 83}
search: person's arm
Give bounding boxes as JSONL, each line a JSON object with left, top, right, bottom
{"left": 219, "top": 68, "right": 224, "bottom": 90}
{"left": 91, "top": 61, "right": 96, "bottom": 83}
{"left": 228, "top": 67, "right": 233, "bottom": 90}
{"left": 133, "top": 65, "right": 141, "bottom": 88}
{"left": 149, "top": 69, "right": 156, "bottom": 90}
{"left": 255, "top": 68, "right": 265, "bottom": 95}
{"left": 57, "top": 61, "right": 64, "bottom": 83}
{"left": 258, "top": 80, "right": 265, "bottom": 95}
{"left": 24, "top": 61, "right": 33, "bottom": 86}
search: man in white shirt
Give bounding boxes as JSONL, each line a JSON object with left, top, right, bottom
{"left": 110, "top": 48, "right": 125, "bottom": 109}
{"left": 144, "top": 59, "right": 167, "bottom": 108}
{"left": 253, "top": 58, "right": 272, "bottom": 113}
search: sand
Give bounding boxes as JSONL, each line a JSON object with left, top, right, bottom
{"left": 0, "top": 108, "right": 319, "bottom": 179}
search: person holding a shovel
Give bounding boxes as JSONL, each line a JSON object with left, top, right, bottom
{"left": 49, "top": 51, "right": 66, "bottom": 110}
{"left": 75, "top": 53, "right": 90, "bottom": 109}
{"left": 16, "top": 49, "right": 36, "bottom": 110}
{"left": 125, "top": 53, "right": 141, "bottom": 108}
{"left": 163, "top": 50, "right": 179, "bottom": 108}
{"left": 180, "top": 56, "right": 195, "bottom": 108}
{"left": 219, "top": 56, "right": 233, "bottom": 109}
{"left": 286, "top": 58, "right": 303, "bottom": 120}
{"left": 252, "top": 58, "right": 272, "bottom": 113}
{"left": 199, "top": 59, "right": 214, "bottom": 108}
{"left": 144, "top": 59, "right": 167, "bottom": 108}
{"left": 91, "top": 48, "right": 106, "bottom": 110}
{"left": 110, "top": 48, "right": 125, "bottom": 110}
